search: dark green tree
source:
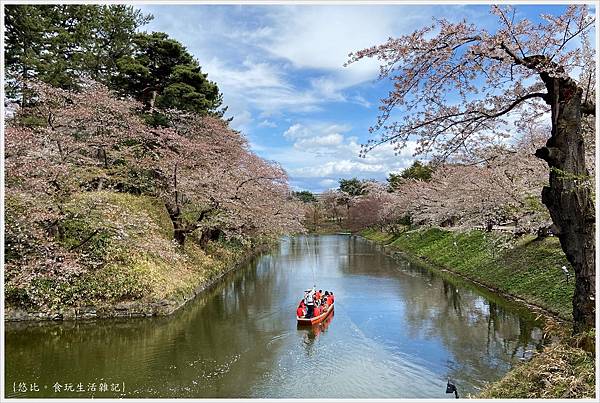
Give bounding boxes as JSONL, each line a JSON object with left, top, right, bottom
{"left": 4, "top": 5, "right": 47, "bottom": 105}
{"left": 339, "top": 178, "right": 367, "bottom": 197}
{"left": 4, "top": 5, "right": 152, "bottom": 100}
{"left": 113, "top": 32, "right": 223, "bottom": 116}
{"left": 82, "top": 5, "right": 153, "bottom": 83}
{"left": 5, "top": 5, "right": 225, "bottom": 122}
{"left": 388, "top": 161, "right": 434, "bottom": 191}
{"left": 293, "top": 190, "right": 317, "bottom": 203}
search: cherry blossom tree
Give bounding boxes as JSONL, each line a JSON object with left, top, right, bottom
{"left": 5, "top": 80, "right": 303, "bottom": 252}
{"left": 152, "top": 112, "right": 303, "bottom": 246}
{"left": 347, "top": 5, "right": 596, "bottom": 332}
{"left": 4, "top": 81, "right": 151, "bottom": 305}
{"left": 320, "top": 190, "right": 345, "bottom": 224}
{"left": 346, "top": 182, "right": 391, "bottom": 232}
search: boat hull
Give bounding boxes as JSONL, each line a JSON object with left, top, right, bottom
{"left": 297, "top": 303, "right": 334, "bottom": 325}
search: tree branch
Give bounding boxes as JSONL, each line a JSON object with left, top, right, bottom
{"left": 581, "top": 100, "right": 596, "bottom": 116}
{"left": 69, "top": 229, "right": 100, "bottom": 251}
{"left": 480, "top": 92, "right": 548, "bottom": 118}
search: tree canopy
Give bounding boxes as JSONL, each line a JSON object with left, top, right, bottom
{"left": 4, "top": 5, "right": 224, "bottom": 118}
{"left": 293, "top": 191, "right": 317, "bottom": 203}
{"left": 4, "top": 5, "right": 152, "bottom": 98}
{"left": 347, "top": 5, "right": 596, "bottom": 332}
{"left": 113, "top": 32, "right": 223, "bottom": 115}
{"left": 388, "top": 160, "right": 434, "bottom": 190}
{"left": 339, "top": 178, "right": 368, "bottom": 197}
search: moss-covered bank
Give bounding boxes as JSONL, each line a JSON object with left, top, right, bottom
{"left": 362, "top": 227, "right": 574, "bottom": 319}
{"left": 5, "top": 191, "right": 273, "bottom": 321}
{"left": 479, "top": 341, "right": 595, "bottom": 398}
{"left": 361, "top": 227, "right": 595, "bottom": 399}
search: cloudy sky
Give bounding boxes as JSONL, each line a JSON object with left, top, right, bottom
{"left": 137, "top": 4, "right": 576, "bottom": 192}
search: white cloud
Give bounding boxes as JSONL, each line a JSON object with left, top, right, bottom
{"left": 349, "top": 94, "right": 371, "bottom": 108}
{"left": 291, "top": 160, "right": 385, "bottom": 177}
{"left": 255, "top": 6, "right": 432, "bottom": 95}
{"left": 261, "top": 7, "right": 421, "bottom": 71}
{"left": 283, "top": 122, "right": 351, "bottom": 140}
{"left": 258, "top": 119, "right": 278, "bottom": 128}
{"left": 319, "top": 178, "right": 339, "bottom": 189}
{"left": 294, "top": 133, "right": 344, "bottom": 150}
{"left": 283, "top": 123, "right": 306, "bottom": 139}
{"left": 272, "top": 122, "right": 416, "bottom": 187}
{"left": 203, "top": 58, "right": 289, "bottom": 91}
{"left": 203, "top": 57, "right": 349, "bottom": 115}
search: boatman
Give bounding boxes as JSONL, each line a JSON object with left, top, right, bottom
{"left": 304, "top": 286, "right": 315, "bottom": 318}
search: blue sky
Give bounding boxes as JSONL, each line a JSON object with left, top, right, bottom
{"left": 137, "top": 4, "right": 585, "bottom": 192}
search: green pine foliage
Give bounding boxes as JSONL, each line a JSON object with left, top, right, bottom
{"left": 5, "top": 5, "right": 224, "bottom": 117}
{"left": 388, "top": 161, "right": 434, "bottom": 190}
{"left": 339, "top": 177, "right": 368, "bottom": 196}
{"left": 4, "top": 5, "right": 152, "bottom": 96}
{"left": 293, "top": 191, "right": 317, "bottom": 203}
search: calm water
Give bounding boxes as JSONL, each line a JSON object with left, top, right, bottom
{"left": 5, "top": 235, "right": 544, "bottom": 398}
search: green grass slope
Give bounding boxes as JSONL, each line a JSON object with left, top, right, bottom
{"left": 5, "top": 191, "right": 253, "bottom": 314}
{"left": 362, "top": 227, "right": 574, "bottom": 319}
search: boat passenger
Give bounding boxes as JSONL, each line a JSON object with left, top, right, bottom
{"left": 330, "top": 291, "right": 334, "bottom": 303}
{"left": 326, "top": 293, "right": 333, "bottom": 306}
{"left": 313, "top": 305, "right": 321, "bottom": 317}
{"left": 316, "top": 290, "right": 322, "bottom": 300}
{"left": 296, "top": 303, "right": 305, "bottom": 318}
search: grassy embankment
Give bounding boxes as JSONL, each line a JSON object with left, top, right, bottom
{"left": 362, "top": 227, "right": 595, "bottom": 399}
{"left": 5, "top": 191, "right": 269, "bottom": 319}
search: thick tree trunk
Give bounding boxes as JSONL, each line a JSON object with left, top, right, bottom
{"left": 173, "top": 222, "right": 187, "bottom": 246}
{"left": 166, "top": 192, "right": 189, "bottom": 246}
{"left": 165, "top": 196, "right": 215, "bottom": 248}
{"left": 198, "top": 228, "right": 222, "bottom": 248}
{"left": 535, "top": 75, "right": 595, "bottom": 333}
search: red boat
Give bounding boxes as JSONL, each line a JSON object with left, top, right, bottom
{"left": 297, "top": 303, "right": 334, "bottom": 326}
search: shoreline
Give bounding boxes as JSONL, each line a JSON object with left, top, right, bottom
{"left": 379, "top": 242, "right": 568, "bottom": 324}
{"left": 359, "top": 229, "right": 596, "bottom": 398}
{"left": 360, "top": 229, "right": 572, "bottom": 325}
{"left": 4, "top": 243, "right": 272, "bottom": 323}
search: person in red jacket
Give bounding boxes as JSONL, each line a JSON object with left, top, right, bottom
{"left": 313, "top": 305, "right": 321, "bottom": 317}
{"left": 326, "top": 293, "right": 333, "bottom": 306}
{"left": 296, "top": 303, "right": 305, "bottom": 318}
{"left": 330, "top": 291, "right": 334, "bottom": 303}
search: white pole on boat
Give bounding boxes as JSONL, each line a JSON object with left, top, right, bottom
{"left": 305, "top": 236, "right": 316, "bottom": 286}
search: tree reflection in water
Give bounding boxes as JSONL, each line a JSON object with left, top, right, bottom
{"left": 6, "top": 235, "right": 545, "bottom": 398}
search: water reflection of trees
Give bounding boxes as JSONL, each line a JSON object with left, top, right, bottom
{"left": 297, "top": 312, "right": 335, "bottom": 358}
{"left": 5, "top": 255, "right": 290, "bottom": 398}
{"left": 396, "top": 265, "right": 543, "bottom": 392}
{"left": 335, "top": 236, "right": 544, "bottom": 393}
{"left": 6, "top": 235, "right": 546, "bottom": 398}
